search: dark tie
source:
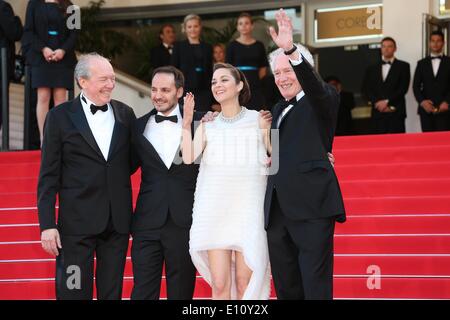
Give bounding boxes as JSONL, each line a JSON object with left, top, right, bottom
{"left": 279, "top": 96, "right": 298, "bottom": 111}
{"left": 431, "top": 56, "right": 442, "bottom": 60}
{"left": 90, "top": 104, "right": 108, "bottom": 115}
{"left": 382, "top": 60, "right": 392, "bottom": 65}
{"left": 155, "top": 114, "right": 178, "bottom": 123}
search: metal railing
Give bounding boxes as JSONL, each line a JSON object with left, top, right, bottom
{"left": 1, "top": 47, "right": 9, "bottom": 150}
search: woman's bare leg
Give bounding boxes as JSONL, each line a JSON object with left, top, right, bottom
{"left": 235, "top": 251, "right": 253, "bottom": 299}
{"left": 208, "top": 250, "right": 232, "bottom": 300}
{"left": 36, "top": 87, "right": 51, "bottom": 145}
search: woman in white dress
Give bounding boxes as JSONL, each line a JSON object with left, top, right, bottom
{"left": 181, "top": 63, "right": 273, "bottom": 300}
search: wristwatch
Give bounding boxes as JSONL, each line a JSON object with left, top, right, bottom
{"left": 284, "top": 45, "right": 297, "bottom": 55}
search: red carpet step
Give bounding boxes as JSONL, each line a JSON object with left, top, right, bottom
{"left": 0, "top": 131, "right": 450, "bottom": 299}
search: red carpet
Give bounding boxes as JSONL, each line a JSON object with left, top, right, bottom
{"left": 1, "top": 131, "right": 450, "bottom": 299}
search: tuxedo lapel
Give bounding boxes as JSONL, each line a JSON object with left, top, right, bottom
{"left": 139, "top": 111, "right": 167, "bottom": 169}
{"left": 435, "top": 57, "right": 447, "bottom": 80}
{"left": 107, "top": 101, "right": 124, "bottom": 161}
{"left": 68, "top": 96, "right": 104, "bottom": 160}
{"left": 384, "top": 60, "right": 397, "bottom": 84}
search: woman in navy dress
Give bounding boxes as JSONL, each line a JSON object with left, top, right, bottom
{"left": 22, "top": 0, "right": 77, "bottom": 144}
{"left": 171, "top": 14, "right": 213, "bottom": 112}
{"left": 226, "top": 13, "right": 269, "bottom": 111}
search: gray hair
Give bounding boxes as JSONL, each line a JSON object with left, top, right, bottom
{"left": 268, "top": 43, "right": 314, "bottom": 72}
{"left": 74, "top": 52, "right": 110, "bottom": 88}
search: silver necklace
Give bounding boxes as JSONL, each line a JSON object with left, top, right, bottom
{"left": 219, "top": 107, "right": 247, "bottom": 123}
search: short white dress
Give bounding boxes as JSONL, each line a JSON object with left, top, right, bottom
{"left": 189, "top": 108, "right": 271, "bottom": 300}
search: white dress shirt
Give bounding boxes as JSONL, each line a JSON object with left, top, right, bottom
{"left": 382, "top": 57, "right": 395, "bottom": 82}
{"left": 80, "top": 92, "right": 115, "bottom": 161}
{"left": 431, "top": 53, "right": 443, "bottom": 77}
{"left": 277, "top": 49, "right": 306, "bottom": 128}
{"left": 143, "top": 105, "right": 182, "bottom": 169}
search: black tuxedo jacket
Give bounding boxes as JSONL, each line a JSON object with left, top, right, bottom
{"left": 362, "top": 59, "right": 410, "bottom": 118}
{"left": 0, "top": 0, "right": 23, "bottom": 79}
{"left": 150, "top": 43, "right": 172, "bottom": 69}
{"left": 264, "top": 58, "right": 346, "bottom": 228}
{"left": 171, "top": 40, "right": 213, "bottom": 90}
{"left": 37, "top": 96, "right": 137, "bottom": 235}
{"left": 22, "top": 0, "right": 77, "bottom": 68}
{"left": 413, "top": 55, "right": 450, "bottom": 115}
{"left": 131, "top": 105, "right": 205, "bottom": 232}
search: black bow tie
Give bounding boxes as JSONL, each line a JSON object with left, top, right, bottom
{"left": 90, "top": 104, "right": 108, "bottom": 115}
{"left": 280, "top": 97, "right": 298, "bottom": 110}
{"left": 382, "top": 60, "right": 392, "bottom": 65}
{"left": 155, "top": 114, "right": 178, "bottom": 123}
{"left": 431, "top": 56, "right": 442, "bottom": 60}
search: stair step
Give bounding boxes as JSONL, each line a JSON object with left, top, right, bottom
{"left": 0, "top": 277, "right": 449, "bottom": 300}
{"left": 1, "top": 234, "right": 450, "bottom": 261}
{"left": 334, "top": 145, "right": 450, "bottom": 165}
{"left": 333, "top": 132, "right": 450, "bottom": 149}
{"left": 2, "top": 255, "right": 450, "bottom": 282}
{"left": 339, "top": 179, "right": 450, "bottom": 197}
{"left": 335, "top": 162, "right": 450, "bottom": 180}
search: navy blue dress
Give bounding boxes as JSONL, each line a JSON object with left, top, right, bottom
{"left": 31, "top": 3, "right": 74, "bottom": 89}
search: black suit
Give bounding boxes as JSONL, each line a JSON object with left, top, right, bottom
{"left": 37, "top": 96, "right": 136, "bottom": 299}
{"left": 264, "top": 57, "right": 345, "bottom": 300}
{"left": 413, "top": 55, "right": 450, "bottom": 132}
{"left": 21, "top": 0, "right": 77, "bottom": 68}
{"left": 171, "top": 40, "right": 213, "bottom": 111}
{"left": 362, "top": 59, "right": 410, "bottom": 134}
{"left": 130, "top": 105, "right": 204, "bottom": 300}
{"left": 335, "top": 91, "right": 355, "bottom": 136}
{"left": 150, "top": 43, "right": 172, "bottom": 69}
{"left": 0, "top": 0, "right": 23, "bottom": 129}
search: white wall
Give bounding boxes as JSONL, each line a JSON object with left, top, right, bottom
{"left": 383, "top": 0, "right": 433, "bottom": 133}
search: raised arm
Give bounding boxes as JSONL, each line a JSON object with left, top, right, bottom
{"left": 181, "top": 93, "right": 206, "bottom": 164}
{"left": 269, "top": 9, "right": 337, "bottom": 119}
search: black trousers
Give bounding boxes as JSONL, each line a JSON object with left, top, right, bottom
{"left": 420, "top": 112, "right": 450, "bottom": 132}
{"left": 130, "top": 215, "right": 196, "bottom": 300}
{"left": 266, "top": 191, "right": 335, "bottom": 300}
{"left": 372, "top": 113, "right": 406, "bottom": 134}
{"left": 55, "top": 216, "right": 129, "bottom": 300}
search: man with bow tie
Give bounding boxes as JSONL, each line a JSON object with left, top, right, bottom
{"left": 413, "top": 30, "right": 450, "bottom": 132}
{"left": 150, "top": 24, "right": 176, "bottom": 70}
{"left": 130, "top": 66, "right": 215, "bottom": 300}
{"left": 263, "top": 9, "right": 345, "bottom": 300}
{"left": 362, "top": 37, "right": 410, "bottom": 134}
{"left": 37, "top": 53, "right": 137, "bottom": 299}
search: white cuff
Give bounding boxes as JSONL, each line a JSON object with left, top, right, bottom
{"left": 289, "top": 49, "right": 303, "bottom": 66}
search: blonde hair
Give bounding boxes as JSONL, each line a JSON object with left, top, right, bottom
{"left": 182, "top": 14, "right": 202, "bottom": 33}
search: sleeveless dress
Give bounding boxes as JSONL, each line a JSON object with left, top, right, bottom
{"left": 189, "top": 108, "right": 271, "bottom": 300}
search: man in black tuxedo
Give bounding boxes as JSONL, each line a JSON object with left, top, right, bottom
{"left": 150, "top": 24, "right": 176, "bottom": 70}
{"left": 413, "top": 30, "right": 450, "bottom": 132}
{"left": 325, "top": 76, "right": 355, "bottom": 136}
{"left": 37, "top": 53, "right": 136, "bottom": 300}
{"left": 362, "top": 37, "right": 410, "bottom": 134}
{"left": 130, "top": 66, "right": 213, "bottom": 300}
{"left": 264, "top": 9, "right": 345, "bottom": 300}
{"left": 0, "top": 0, "right": 23, "bottom": 131}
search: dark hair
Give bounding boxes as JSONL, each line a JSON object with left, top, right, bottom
{"left": 381, "top": 37, "right": 397, "bottom": 48}
{"left": 237, "top": 12, "right": 253, "bottom": 24}
{"left": 324, "top": 76, "right": 341, "bottom": 84}
{"left": 159, "top": 24, "right": 174, "bottom": 36}
{"left": 151, "top": 66, "right": 185, "bottom": 89}
{"left": 213, "top": 63, "right": 251, "bottom": 105}
{"left": 57, "top": 0, "right": 73, "bottom": 16}
{"left": 430, "top": 30, "right": 445, "bottom": 41}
